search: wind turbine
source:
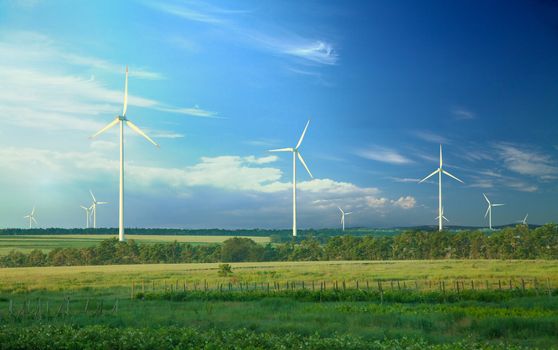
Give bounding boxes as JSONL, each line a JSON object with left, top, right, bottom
{"left": 24, "top": 206, "right": 37, "bottom": 229}
{"left": 269, "top": 120, "right": 313, "bottom": 239}
{"left": 90, "top": 65, "right": 159, "bottom": 241}
{"left": 338, "top": 207, "right": 352, "bottom": 231}
{"left": 89, "top": 190, "right": 108, "bottom": 229}
{"left": 419, "top": 145, "right": 464, "bottom": 231}
{"left": 483, "top": 193, "right": 504, "bottom": 230}
{"left": 435, "top": 207, "right": 449, "bottom": 224}
{"left": 80, "top": 205, "right": 92, "bottom": 228}
{"left": 521, "top": 214, "right": 528, "bottom": 226}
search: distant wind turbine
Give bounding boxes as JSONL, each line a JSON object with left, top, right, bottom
{"left": 80, "top": 205, "right": 92, "bottom": 228}
{"left": 483, "top": 193, "right": 504, "bottom": 230}
{"left": 435, "top": 207, "right": 449, "bottom": 224}
{"left": 522, "top": 214, "right": 528, "bottom": 226}
{"left": 269, "top": 120, "right": 313, "bottom": 239}
{"left": 419, "top": 145, "right": 464, "bottom": 231}
{"left": 90, "top": 65, "right": 159, "bottom": 241}
{"left": 338, "top": 207, "right": 352, "bottom": 231}
{"left": 89, "top": 190, "right": 108, "bottom": 229}
{"left": 24, "top": 206, "right": 37, "bottom": 229}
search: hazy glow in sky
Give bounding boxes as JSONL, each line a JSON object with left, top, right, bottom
{"left": 0, "top": 0, "right": 557, "bottom": 229}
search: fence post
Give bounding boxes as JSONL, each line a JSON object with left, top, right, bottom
{"left": 547, "top": 278, "right": 552, "bottom": 297}
{"left": 498, "top": 280, "right": 502, "bottom": 291}
{"left": 509, "top": 279, "right": 513, "bottom": 290}
{"left": 521, "top": 278, "right": 525, "bottom": 293}
{"left": 131, "top": 282, "right": 135, "bottom": 300}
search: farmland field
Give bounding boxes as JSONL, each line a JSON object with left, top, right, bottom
{"left": 0, "top": 260, "right": 557, "bottom": 349}
{"left": 0, "top": 234, "right": 270, "bottom": 255}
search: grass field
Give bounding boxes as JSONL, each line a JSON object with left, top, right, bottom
{"left": 0, "top": 234, "right": 270, "bottom": 255}
{"left": 0, "top": 260, "right": 556, "bottom": 349}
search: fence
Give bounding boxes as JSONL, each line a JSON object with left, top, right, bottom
{"left": 129, "top": 277, "right": 556, "bottom": 299}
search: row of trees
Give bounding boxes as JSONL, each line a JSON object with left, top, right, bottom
{"left": 1, "top": 225, "right": 556, "bottom": 267}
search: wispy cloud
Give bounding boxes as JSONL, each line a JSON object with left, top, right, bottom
{"left": 387, "top": 177, "right": 420, "bottom": 183}
{"left": 494, "top": 142, "right": 558, "bottom": 180}
{"left": 148, "top": 1, "right": 339, "bottom": 66}
{"left": 0, "top": 31, "right": 164, "bottom": 80}
{"left": 0, "top": 32, "right": 219, "bottom": 133}
{"left": 452, "top": 107, "right": 476, "bottom": 120}
{"left": 356, "top": 146, "right": 413, "bottom": 165}
{"left": 411, "top": 130, "right": 449, "bottom": 144}
{"left": 157, "top": 105, "right": 220, "bottom": 118}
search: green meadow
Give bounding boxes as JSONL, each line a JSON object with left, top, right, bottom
{"left": 0, "top": 260, "right": 556, "bottom": 349}
{"left": 0, "top": 234, "right": 270, "bottom": 255}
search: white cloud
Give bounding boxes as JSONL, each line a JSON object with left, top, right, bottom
{"left": 392, "top": 196, "right": 416, "bottom": 209}
{"left": 0, "top": 147, "right": 414, "bottom": 215}
{"left": 356, "top": 146, "right": 412, "bottom": 165}
{"left": 494, "top": 142, "right": 558, "bottom": 180}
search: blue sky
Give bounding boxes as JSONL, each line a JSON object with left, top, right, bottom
{"left": 0, "top": 0, "right": 557, "bottom": 229}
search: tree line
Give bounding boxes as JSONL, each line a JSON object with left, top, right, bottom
{"left": 0, "top": 224, "right": 556, "bottom": 267}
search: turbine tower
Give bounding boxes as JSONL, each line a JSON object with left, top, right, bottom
{"left": 338, "top": 207, "right": 352, "bottom": 231}
{"left": 483, "top": 193, "right": 504, "bottom": 230}
{"left": 80, "top": 205, "right": 92, "bottom": 228}
{"left": 24, "top": 206, "right": 37, "bottom": 229}
{"left": 89, "top": 190, "right": 108, "bottom": 229}
{"left": 90, "top": 65, "right": 159, "bottom": 241}
{"left": 419, "top": 145, "right": 463, "bottom": 231}
{"left": 269, "top": 120, "right": 313, "bottom": 239}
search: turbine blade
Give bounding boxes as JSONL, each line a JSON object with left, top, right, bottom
{"left": 443, "top": 216, "right": 449, "bottom": 222}
{"left": 97, "top": 202, "right": 108, "bottom": 205}
{"left": 442, "top": 170, "right": 464, "bottom": 183}
{"left": 492, "top": 204, "right": 504, "bottom": 207}
{"left": 338, "top": 207, "right": 343, "bottom": 214}
{"left": 439, "top": 144, "right": 443, "bottom": 168}
{"left": 484, "top": 206, "right": 490, "bottom": 218}
{"left": 122, "top": 65, "right": 129, "bottom": 116}
{"left": 483, "top": 193, "right": 490, "bottom": 204}
{"left": 297, "top": 152, "right": 313, "bottom": 178}
{"left": 126, "top": 120, "right": 160, "bottom": 147}
{"left": 31, "top": 206, "right": 35, "bottom": 215}
{"left": 80, "top": 206, "right": 88, "bottom": 210}
{"left": 23, "top": 215, "right": 29, "bottom": 219}
{"left": 345, "top": 212, "right": 352, "bottom": 215}
{"left": 268, "top": 148, "right": 293, "bottom": 152}
{"left": 32, "top": 217, "right": 37, "bottom": 224}
{"left": 90, "top": 118, "right": 119, "bottom": 139}
{"left": 89, "top": 189, "right": 96, "bottom": 203}
{"left": 419, "top": 168, "right": 440, "bottom": 183}
{"left": 295, "top": 120, "right": 310, "bottom": 149}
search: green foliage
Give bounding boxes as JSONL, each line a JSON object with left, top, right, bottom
{"left": 1, "top": 224, "right": 557, "bottom": 268}
{"left": 0, "top": 324, "right": 534, "bottom": 350}
{"left": 220, "top": 237, "right": 264, "bottom": 262}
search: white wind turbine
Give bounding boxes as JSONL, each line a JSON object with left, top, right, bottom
{"left": 90, "top": 65, "right": 159, "bottom": 241}
{"left": 89, "top": 190, "right": 108, "bottom": 229}
{"left": 435, "top": 207, "right": 449, "bottom": 224}
{"left": 80, "top": 205, "right": 92, "bottom": 228}
{"left": 24, "top": 206, "right": 37, "bottom": 229}
{"left": 338, "top": 207, "right": 352, "bottom": 231}
{"left": 419, "top": 145, "right": 463, "bottom": 231}
{"left": 483, "top": 193, "right": 504, "bottom": 230}
{"left": 521, "top": 214, "right": 529, "bottom": 226}
{"left": 269, "top": 120, "right": 313, "bottom": 239}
